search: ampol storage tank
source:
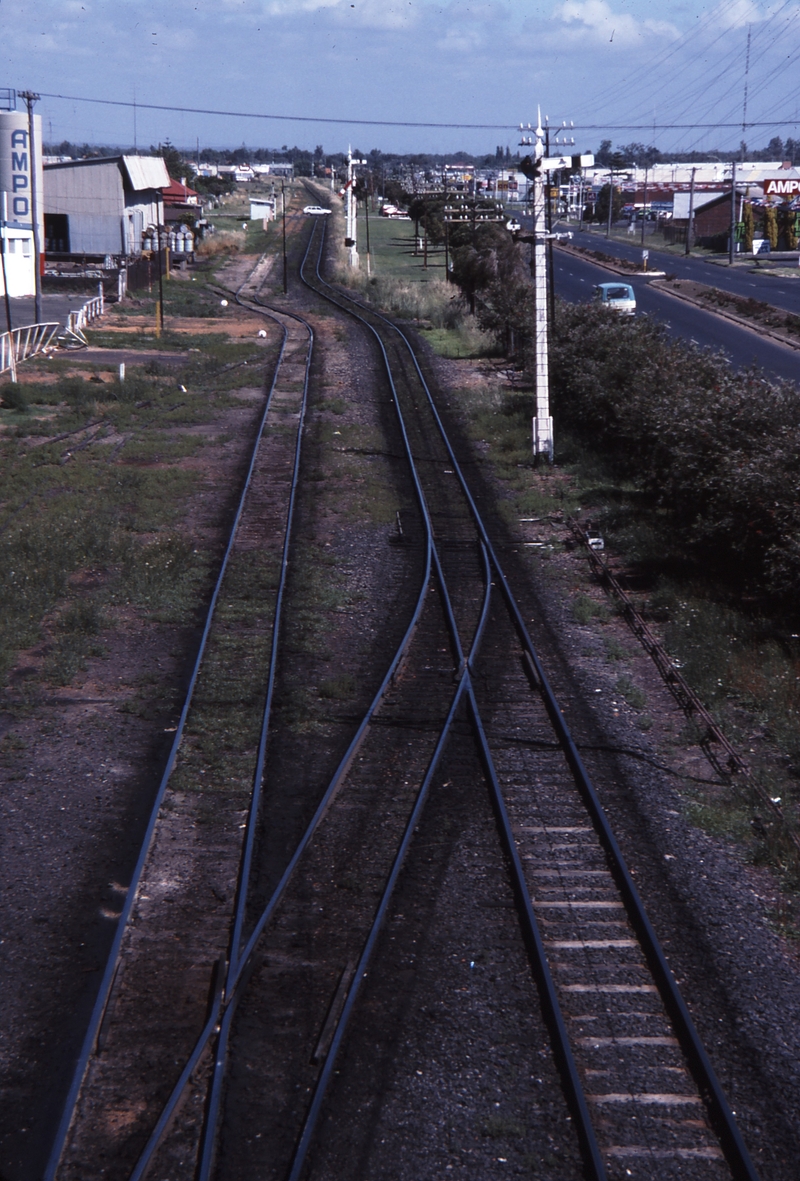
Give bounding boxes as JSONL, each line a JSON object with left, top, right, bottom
{"left": 0, "top": 109, "right": 43, "bottom": 298}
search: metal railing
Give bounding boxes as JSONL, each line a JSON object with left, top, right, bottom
{"left": 0, "top": 321, "right": 61, "bottom": 377}
{"left": 62, "top": 288, "right": 105, "bottom": 347}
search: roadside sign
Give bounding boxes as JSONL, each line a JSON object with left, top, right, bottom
{"left": 763, "top": 178, "right": 800, "bottom": 197}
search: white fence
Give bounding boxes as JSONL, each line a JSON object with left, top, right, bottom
{"left": 64, "top": 288, "right": 105, "bottom": 345}
{"left": 0, "top": 322, "right": 61, "bottom": 378}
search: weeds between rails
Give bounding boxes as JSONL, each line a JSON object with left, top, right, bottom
{"left": 45, "top": 226, "right": 317, "bottom": 1181}
{"left": 50, "top": 217, "right": 761, "bottom": 1180}
{"left": 294, "top": 221, "right": 760, "bottom": 1181}
{"left": 121, "top": 217, "right": 764, "bottom": 1178}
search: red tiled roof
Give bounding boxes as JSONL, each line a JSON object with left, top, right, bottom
{"left": 162, "top": 177, "right": 199, "bottom": 204}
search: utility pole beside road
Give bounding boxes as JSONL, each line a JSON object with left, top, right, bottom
{"left": 729, "top": 160, "right": 738, "bottom": 265}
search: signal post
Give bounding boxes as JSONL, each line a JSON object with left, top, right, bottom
{"left": 518, "top": 115, "right": 592, "bottom": 462}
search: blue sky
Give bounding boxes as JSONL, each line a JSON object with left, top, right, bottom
{"left": 2, "top": 1, "right": 799, "bottom": 157}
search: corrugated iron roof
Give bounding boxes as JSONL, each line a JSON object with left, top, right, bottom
{"left": 122, "top": 156, "right": 170, "bottom": 192}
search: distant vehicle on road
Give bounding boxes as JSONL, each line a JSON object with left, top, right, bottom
{"left": 593, "top": 282, "right": 636, "bottom": 315}
{"left": 303, "top": 205, "right": 331, "bottom": 216}
{"left": 379, "top": 204, "right": 411, "bottom": 219}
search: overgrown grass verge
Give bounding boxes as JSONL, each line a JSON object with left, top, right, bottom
{"left": 446, "top": 313, "right": 800, "bottom": 914}
{"left": 0, "top": 279, "right": 279, "bottom": 697}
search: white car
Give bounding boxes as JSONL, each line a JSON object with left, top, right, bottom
{"left": 303, "top": 205, "right": 332, "bottom": 216}
{"left": 592, "top": 282, "right": 636, "bottom": 316}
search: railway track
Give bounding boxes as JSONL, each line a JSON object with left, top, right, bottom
{"left": 45, "top": 225, "right": 319, "bottom": 1181}
{"left": 44, "top": 213, "right": 762, "bottom": 1181}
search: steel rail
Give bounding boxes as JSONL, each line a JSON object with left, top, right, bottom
{"left": 123, "top": 221, "right": 323, "bottom": 1181}
{"left": 320, "top": 265, "right": 761, "bottom": 1181}
{"left": 43, "top": 278, "right": 293, "bottom": 1181}
{"left": 286, "top": 545, "right": 492, "bottom": 1181}
{"left": 302, "top": 238, "right": 609, "bottom": 1181}
{"left": 465, "top": 678, "right": 608, "bottom": 1180}
{"left": 227, "top": 250, "right": 314, "bottom": 984}
{"left": 192, "top": 214, "right": 445, "bottom": 1181}
{"left": 124, "top": 217, "right": 438, "bottom": 1181}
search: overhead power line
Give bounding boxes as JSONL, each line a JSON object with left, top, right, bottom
{"left": 33, "top": 91, "right": 800, "bottom": 134}
{"left": 36, "top": 92, "right": 515, "bottom": 131}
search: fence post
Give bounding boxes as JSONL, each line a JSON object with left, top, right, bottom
{"left": 98, "top": 281, "right": 104, "bottom": 314}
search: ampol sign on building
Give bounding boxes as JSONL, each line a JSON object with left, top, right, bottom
{"left": 763, "top": 175, "right": 800, "bottom": 198}
{"left": 0, "top": 109, "right": 43, "bottom": 297}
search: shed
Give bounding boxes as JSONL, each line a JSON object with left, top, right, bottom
{"left": 672, "top": 191, "right": 725, "bottom": 220}
{"left": 43, "top": 155, "right": 170, "bottom": 257}
{"left": 249, "top": 198, "right": 276, "bottom": 222}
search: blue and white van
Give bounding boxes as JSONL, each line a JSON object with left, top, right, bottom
{"left": 592, "top": 282, "right": 636, "bottom": 316}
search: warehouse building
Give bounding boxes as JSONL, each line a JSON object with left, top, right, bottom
{"left": 43, "top": 155, "right": 170, "bottom": 258}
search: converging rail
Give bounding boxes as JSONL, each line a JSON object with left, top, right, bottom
{"left": 293, "top": 214, "right": 760, "bottom": 1181}
{"left": 45, "top": 225, "right": 319, "bottom": 1181}
{"left": 45, "top": 211, "right": 761, "bottom": 1181}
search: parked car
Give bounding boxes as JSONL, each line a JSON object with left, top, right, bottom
{"left": 303, "top": 205, "right": 331, "bottom": 216}
{"left": 592, "top": 282, "right": 636, "bottom": 315}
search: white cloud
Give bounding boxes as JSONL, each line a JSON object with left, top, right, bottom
{"left": 552, "top": 0, "right": 677, "bottom": 45}
{"left": 264, "top": 0, "right": 420, "bottom": 27}
{"left": 708, "top": 0, "right": 765, "bottom": 29}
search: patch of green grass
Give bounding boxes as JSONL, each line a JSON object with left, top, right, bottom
{"left": 572, "top": 594, "right": 608, "bottom": 625}
{"left": 604, "top": 636, "right": 628, "bottom": 662}
{"left": 119, "top": 535, "right": 210, "bottom": 621}
{"left": 615, "top": 674, "right": 647, "bottom": 710}
{"left": 0, "top": 732, "right": 26, "bottom": 754}
{"left": 122, "top": 432, "right": 205, "bottom": 464}
{"left": 318, "top": 673, "right": 356, "bottom": 700}
{"left": 421, "top": 324, "right": 496, "bottom": 358}
{"left": 0, "top": 384, "right": 30, "bottom": 412}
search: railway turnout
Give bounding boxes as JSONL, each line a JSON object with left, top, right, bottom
{"left": 45, "top": 212, "right": 762, "bottom": 1181}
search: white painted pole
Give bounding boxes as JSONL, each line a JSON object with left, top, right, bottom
{"left": 346, "top": 147, "right": 359, "bottom": 269}
{"left": 532, "top": 113, "right": 553, "bottom": 462}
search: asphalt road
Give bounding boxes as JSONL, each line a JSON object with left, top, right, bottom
{"left": 552, "top": 247, "right": 800, "bottom": 384}
{"left": 558, "top": 224, "right": 800, "bottom": 315}
{"left": 5, "top": 294, "right": 80, "bottom": 332}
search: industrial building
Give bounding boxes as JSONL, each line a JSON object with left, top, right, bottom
{"left": 43, "top": 155, "right": 170, "bottom": 258}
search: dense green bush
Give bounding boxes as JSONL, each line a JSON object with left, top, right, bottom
{"left": 550, "top": 301, "right": 800, "bottom": 604}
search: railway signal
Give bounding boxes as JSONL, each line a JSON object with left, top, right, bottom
{"left": 344, "top": 148, "right": 367, "bottom": 268}
{"left": 519, "top": 112, "right": 592, "bottom": 462}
